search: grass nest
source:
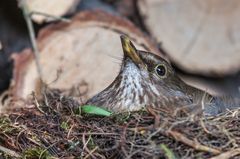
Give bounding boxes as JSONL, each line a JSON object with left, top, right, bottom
{"left": 0, "top": 88, "right": 240, "bottom": 159}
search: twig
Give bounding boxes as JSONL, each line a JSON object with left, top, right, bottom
{"left": 210, "top": 148, "right": 240, "bottom": 159}
{"left": 32, "top": 92, "right": 46, "bottom": 115}
{"left": 146, "top": 122, "right": 167, "bottom": 141}
{"left": 16, "top": 129, "right": 27, "bottom": 151}
{"left": 20, "top": 1, "right": 43, "bottom": 80}
{"left": 129, "top": 116, "right": 140, "bottom": 156}
{"left": 40, "top": 142, "right": 58, "bottom": 158}
{"left": 82, "top": 133, "right": 97, "bottom": 159}
{"left": 67, "top": 124, "right": 74, "bottom": 139}
{"left": 120, "top": 124, "right": 129, "bottom": 158}
{"left": 75, "top": 132, "right": 117, "bottom": 136}
{"left": 166, "top": 130, "right": 221, "bottom": 155}
{"left": 200, "top": 119, "right": 211, "bottom": 134}
{"left": 217, "top": 125, "right": 238, "bottom": 149}
{"left": 146, "top": 107, "right": 160, "bottom": 127}
{"left": 83, "top": 146, "right": 99, "bottom": 159}
{"left": 125, "top": 149, "right": 146, "bottom": 159}
{"left": 0, "top": 145, "right": 21, "bottom": 158}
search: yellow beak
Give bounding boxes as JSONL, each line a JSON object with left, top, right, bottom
{"left": 120, "top": 35, "right": 143, "bottom": 65}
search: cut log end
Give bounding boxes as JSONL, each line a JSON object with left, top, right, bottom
{"left": 139, "top": 0, "right": 240, "bottom": 76}
{"left": 11, "top": 10, "right": 161, "bottom": 100}
{"left": 22, "top": 0, "right": 81, "bottom": 23}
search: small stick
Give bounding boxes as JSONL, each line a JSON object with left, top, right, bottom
{"left": 75, "top": 132, "right": 117, "bottom": 136}
{"left": 67, "top": 124, "right": 75, "bottom": 139}
{"left": 83, "top": 146, "right": 99, "bottom": 159}
{"left": 127, "top": 125, "right": 221, "bottom": 155}
{"left": 146, "top": 121, "right": 168, "bottom": 141}
{"left": 146, "top": 107, "right": 160, "bottom": 127}
{"left": 20, "top": 1, "right": 43, "bottom": 80}
{"left": 200, "top": 119, "right": 211, "bottom": 134}
{"left": 0, "top": 145, "right": 21, "bottom": 158}
{"left": 210, "top": 148, "right": 240, "bottom": 159}
{"left": 82, "top": 133, "right": 97, "bottom": 159}
{"left": 166, "top": 130, "right": 221, "bottom": 155}
{"left": 32, "top": 92, "right": 46, "bottom": 115}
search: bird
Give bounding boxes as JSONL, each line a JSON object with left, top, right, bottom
{"left": 86, "top": 35, "right": 240, "bottom": 116}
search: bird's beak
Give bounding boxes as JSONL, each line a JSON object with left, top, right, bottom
{"left": 120, "top": 35, "right": 144, "bottom": 65}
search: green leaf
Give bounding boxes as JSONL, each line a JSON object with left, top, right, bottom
{"left": 81, "top": 105, "right": 112, "bottom": 116}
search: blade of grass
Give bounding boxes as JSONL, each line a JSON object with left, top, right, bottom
{"left": 160, "top": 144, "right": 178, "bottom": 159}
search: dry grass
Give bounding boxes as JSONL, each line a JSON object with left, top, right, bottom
{"left": 0, "top": 88, "right": 240, "bottom": 159}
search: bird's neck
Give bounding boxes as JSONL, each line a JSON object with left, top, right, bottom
{"left": 86, "top": 62, "right": 151, "bottom": 111}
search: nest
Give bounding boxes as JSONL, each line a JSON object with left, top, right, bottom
{"left": 0, "top": 88, "right": 240, "bottom": 159}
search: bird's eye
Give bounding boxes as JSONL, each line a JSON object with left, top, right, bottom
{"left": 155, "top": 64, "right": 167, "bottom": 77}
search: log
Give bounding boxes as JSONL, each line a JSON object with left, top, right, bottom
{"left": 138, "top": 0, "right": 240, "bottom": 76}
{"left": 11, "top": 10, "right": 160, "bottom": 100}
{"left": 21, "top": 0, "right": 81, "bottom": 23}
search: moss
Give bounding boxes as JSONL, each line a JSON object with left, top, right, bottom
{"left": 22, "top": 147, "right": 54, "bottom": 159}
{"left": 0, "top": 117, "right": 16, "bottom": 134}
{"left": 60, "top": 121, "right": 70, "bottom": 131}
{"left": 0, "top": 152, "right": 12, "bottom": 159}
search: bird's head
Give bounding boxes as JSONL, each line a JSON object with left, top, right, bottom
{"left": 120, "top": 35, "right": 187, "bottom": 96}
